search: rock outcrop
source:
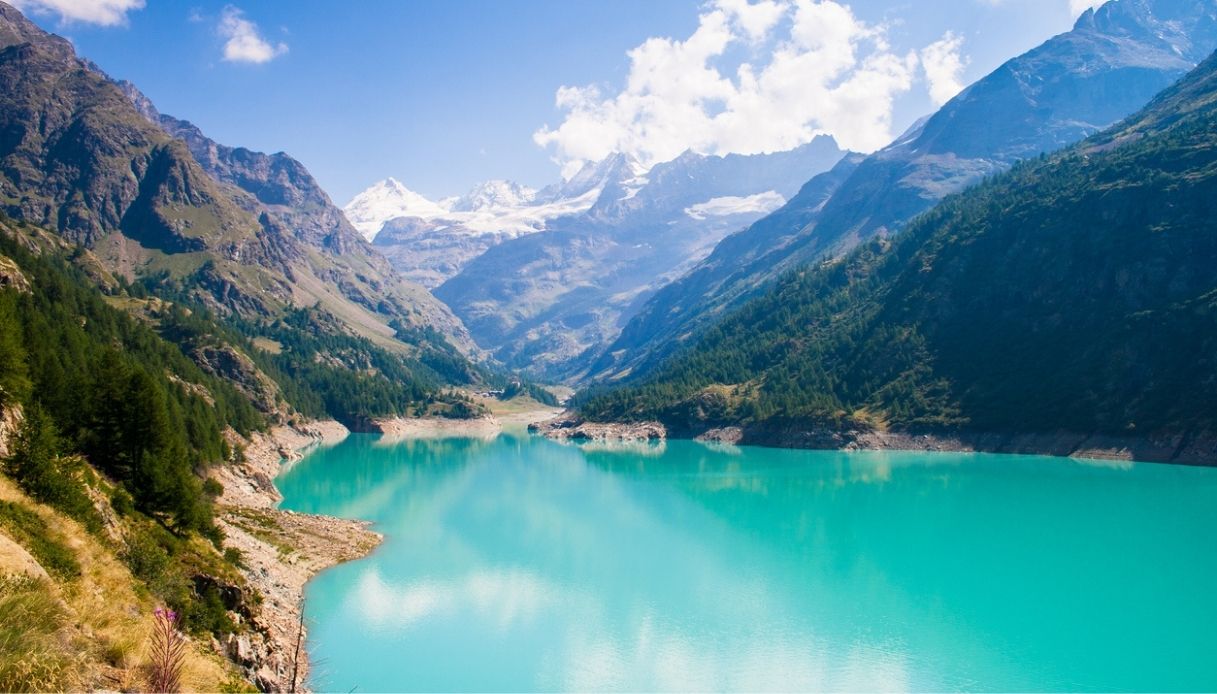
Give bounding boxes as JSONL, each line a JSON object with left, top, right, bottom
{"left": 192, "top": 345, "right": 286, "bottom": 420}
{"left": 0, "top": 253, "right": 29, "bottom": 292}
{"left": 693, "top": 422, "right": 1217, "bottom": 466}
{"left": 530, "top": 413, "right": 666, "bottom": 443}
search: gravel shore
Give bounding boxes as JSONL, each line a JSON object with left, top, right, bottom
{"left": 213, "top": 421, "right": 380, "bottom": 692}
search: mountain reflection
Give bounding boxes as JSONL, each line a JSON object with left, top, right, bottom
{"left": 279, "top": 434, "right": 1217, "bottom": 692}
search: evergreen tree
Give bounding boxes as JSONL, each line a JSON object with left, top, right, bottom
{"left": 3, "top": 405, "right": 98, "bottom": 528}
{"left": 0, "top": 291, "right": 29, "bottom": 406}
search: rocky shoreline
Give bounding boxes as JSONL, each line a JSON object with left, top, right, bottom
{"left": 371, "top": 414, "right": 503, "bottom": 441}
{"left": 213, "top": 421, "right": 382, "bottom": 692}
{"left": 532, "top": 412, "right": 1216, "bottom": 466}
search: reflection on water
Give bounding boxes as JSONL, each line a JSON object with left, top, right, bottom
{"left": 276, "top": 434, "right": 1217, "bottom": 693}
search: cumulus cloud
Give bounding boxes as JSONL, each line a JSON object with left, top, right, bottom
{"left": 982, "top": 0, "right": 1108, "bottom": 15}
{"left": 1070, "top": 0, "right": 1108, "bottom": 14}
{"left": 534, "top": 0, "right": 945, "bottom": 178}
{"left": 10, "top": 0, "right": 144, "bottom": 26}
{"left": 920, "top": 32, "right": 968, "bottom": 106}
{"left": 218, "top": 5, "right": 287, "bottom": 64}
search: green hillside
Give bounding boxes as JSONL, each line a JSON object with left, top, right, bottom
{"left": 579, "top": 52, "right": 1217, "bottom": 451}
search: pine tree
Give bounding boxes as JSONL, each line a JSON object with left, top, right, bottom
{"left": 0, "top": 291, "right": 30, "bottom": 406}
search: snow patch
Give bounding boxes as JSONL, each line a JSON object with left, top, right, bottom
{"left": 347, "top": 152, "right": 647, "bottom": 241}
{"left": 684, "top": 191, "right": 786, "bottom": 221}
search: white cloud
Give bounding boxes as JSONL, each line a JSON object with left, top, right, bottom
{"left": 11, "top": 0, "right": 144, "bottom": 26}
{"left": 1070, "top": 0, "right": 1108, "bottom": 14}
{"left": 982, "top": 0, "right": 1108, "bottom": 16}
{"left": 218, "top": 5, "right": 287, "bottom": 64}
{"left": 718, "top": 0, "right": 786, "bottom": 41}
{"left": 920, "top": 32, "right": 968, "bottom": 106}
{"left": 534, "top": 0, "right": 939, "bottom": 178}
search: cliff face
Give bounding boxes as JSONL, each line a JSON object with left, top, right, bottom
{"left": 119, "top": 85, "right": 363, "bottom": 254}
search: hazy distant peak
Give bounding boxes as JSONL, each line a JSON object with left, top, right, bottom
{"left": 452, "top": 180, "right": 537, "bottom": 212}
{"left": 537, "top": 152, "right": 647, "bottom": 203}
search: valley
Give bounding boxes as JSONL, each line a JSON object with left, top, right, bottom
{"left": 0, "top": 0, "right": 1215, "bottom": 691}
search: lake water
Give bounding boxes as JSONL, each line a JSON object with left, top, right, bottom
{"left": 276, "top": 432, "right": 1217, "bottom": 692}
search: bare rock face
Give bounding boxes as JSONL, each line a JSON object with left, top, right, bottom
{"left": 0, "top": 530, "right": 48, "bottom": 580}
{"left": 190, "top": 345, "right": 286, "bottom": 419}
{"left": 0, "top": 404, "right": 21, "bottom": 458}
{"left": 0, "top": 254, "right": 29, "bottom": 292}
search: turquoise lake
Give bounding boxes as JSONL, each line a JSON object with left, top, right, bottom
{"left": 275, "top": 432, "right": 1217, "bottom": 692}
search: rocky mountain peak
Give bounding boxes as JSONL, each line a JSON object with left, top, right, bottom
{"left": 452, "top": 180, "right": 537, "bottom": 212}
{"left": 1075, "top": 0, "right": 1217, "bottom": 61}
{"left": 343, "top": 178, "right": 451, "bottom": 240}
{"left": 0, "top": 1, "right": 71, "bottom": 58}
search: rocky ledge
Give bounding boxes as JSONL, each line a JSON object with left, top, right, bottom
{"left": 215, "top": 504, "right": 380, "bottom": 691}
{"left": 529, "top": 413, "right": 667, "bottom": 442}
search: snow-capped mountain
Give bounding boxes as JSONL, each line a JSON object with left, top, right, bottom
{"left": 344, "top": 177, "right": 450, "bottom": 240}
{"left": 536, "top": 152, "right": 649, "bottom": 203}
{"left": 452, "top": 180, "right": 537, "bottom": 212}
{"left": 349, "top": 160, "right": 641, "bottom": 286}
{"left": 434, "top": 136, "right": 847, "bottom": 380}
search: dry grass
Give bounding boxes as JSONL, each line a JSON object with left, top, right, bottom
{"left": 251, "top": 337, "right": 283, "bottom": 355}
{"left": 0, "top": 574, "right": 81, "bottom": 692}
{"left": 0, "top": 476, "right": 239, "bottom": 692}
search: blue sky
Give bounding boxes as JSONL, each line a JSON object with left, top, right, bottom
{"left": 17, "top": 0, "right": 1098, "bottom": 202}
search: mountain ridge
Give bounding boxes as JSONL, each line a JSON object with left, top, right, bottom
{"left": 433, "top": 135, "right": 847, "bottom": 380}
{"left": 574, "top": 47, "right": 1217, "bottom": 465}
{"left": 590, "top": 0, "right": 1217, "bottom": 385}
{"left": 0, "top": 0, "right": 502, "bottom": 431}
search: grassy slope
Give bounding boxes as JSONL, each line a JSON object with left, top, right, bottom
{"left": 0, "top": 474, "right": 238, "bottom": 692}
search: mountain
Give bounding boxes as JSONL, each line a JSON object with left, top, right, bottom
{"left": 434, "top": 136, "right": 847, "bottom": 380}
{"left": 117, "top": 86, "right": 481, "bottom": 345}
{"left": 592, "top": 0, "right": 1217, "bottom": 384}
{"left": 121, "top": 87, "right": 356, "bottom": 251}
{"left": 452, "top": 179, "right": 536, "bottom": 212}
{"left": 356, "top": 157, "right": 636, "bottom": 286}
{"left": 534, "top": 152, "right": 648, "bottom": 203}
{"left": 0, "top": 1, "right": 494, "bottom": 426}
{"left": 576, "top": 49, "right": 1217, "bottom": 464}
{"left": 344, "top": 177, "right": 451, "bottom": 240}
